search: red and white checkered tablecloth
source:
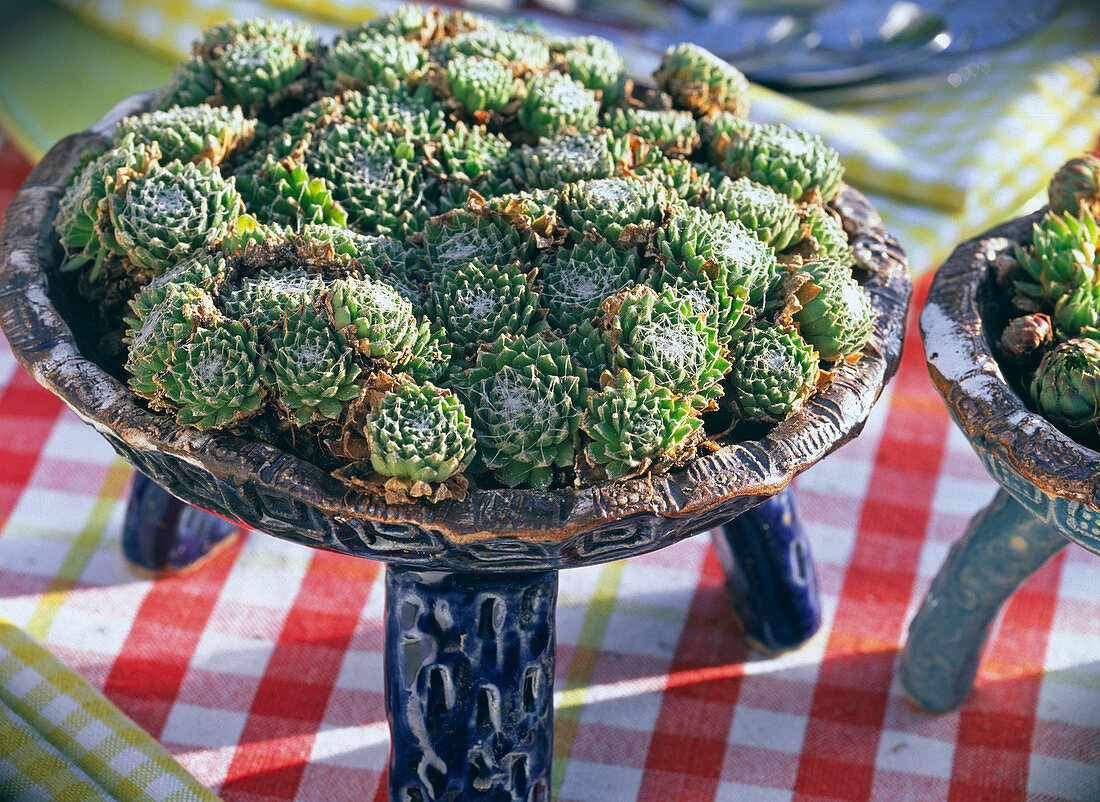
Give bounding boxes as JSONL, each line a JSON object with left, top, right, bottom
{"left": 2, "top": 139, "right": 1100, "bottom": 801}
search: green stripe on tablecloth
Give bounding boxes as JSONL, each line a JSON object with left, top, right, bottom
{"left": 25, "top": 460, "right": 132, "bottom": 642}
{"left": 553, "top": 559, "right": 627, "bottom": 796}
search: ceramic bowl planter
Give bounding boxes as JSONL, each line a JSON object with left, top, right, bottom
{"left": 902, "top": 209, "right": 1100, "bottom": 713}
{"left": 0, "top": 91, "right": 910, "bottom": 799}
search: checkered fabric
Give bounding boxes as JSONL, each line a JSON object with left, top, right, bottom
{"left": 0, "top": 619, "right": 220, "bottom": 801}
{"left": 3, "top": 140, "right": 1100, "bottom": 800}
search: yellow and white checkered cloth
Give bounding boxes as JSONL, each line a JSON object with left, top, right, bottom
{"left": 47, "top": 0, "right": 1100, "bottom": 274}
{"left": 0, "top": 618, "right": 218, "bottom": 801}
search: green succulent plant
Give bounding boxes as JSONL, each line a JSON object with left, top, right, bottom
{"left": 653, "top": 42, "right": 750, "bottom": 116}
{"left": 267, "top": 314, "right": 363, "bottom": 426}
{"left": 1031, "top": 337, "right": 1100, "bottom": 428}
{"left": 708, "top": 115, "right": 844, "bottom": 202}
{"left": 789, "top": 260, "right": 875, "bottom": 361}
{"left": 428, "top": 259, "right": 546, "bottom": 356}
{"left": 653, "top": 271, "right": 751, "bottom": 346}
{"left": 225, "top": 268, "right": 328, "bottom": 333}
{"left": 602, "top": 108, "right": 700, "bottom": 157}
{"left": 340, "top": 85, "right": 449, "bottom": 138}
{"left": 540, "top": 239, "right": 640, "bottom": 331}
{"left": 631, "top": 157, "right": 715, "bottom": 206}
{"left": 322, "top": 34, "right": 429, "bottom": 91}
{"left": 1054, "top": 281, "right": 1100, "bottom": 340}
{"left": 512, "top": 130, "right": 619, "bottom": 189}
{"left": 55, "top": 134, "right": 160, "bottom": 279}
{"left": 561, "top": 51, "right": 626, "bottom": 105}
{"left": 729, "top": 326, "right": 818, "bottom": 422}
{"left": 1048, "top": 154, "right": 1100, "bottom": 220}
{"left": 420, "top": 210, "right": 533, "bottom": 278}
{"left": 562, "top": 177, "right": 666, "bottom": 244}
{"left": 114, "top": 105, "right": 255, "bottom": 167}
{"left": 1015, "top": 211, "right": 1100, "bottom": 303}
{"left": 601, "top": 286, "right": 730, "bottom": 409}
{"left": 123, "top": 282, "right": 220, "bottom": 402}
{"left": 445, "top": 54, "right": 520, "bottom": 115}
{"left": 427, "top": 123, "right": 514, "bottom": 211}
{"left": 366, "top": 380, "right": 476, "bottom": 483}
{"left": 803, "top": 205, "right": 852, "bottom": 263}
{"left": 518, "top": 73, "right": 600, "bottom": 139}
{"left": 581, "top": 370, "right": 702, "bottom": 481}
{"left": 162, "top": 320, "right": 268, "bottom": 430}
{"left": 464, "top": 334, "right": 587, "bottom": 488}
{"left": 656, "top": 205, "right": 780, "bottom": 309}
{"left": 104, "top": 159, "right": 242, "bottom": 277}
{"left": 159, "top": 19, "right": 317, "bottom": 111}
{"left": 705, "top": 176, "right": 802, "bottom": 251}
{"left": 435, "top": 29, "right": 550, "bottom": 72}
{"left": 306, "top": 123, "right": 425, "bottom": 236}
{"left": 236, "top": 154, "right": 347, "bottom": 228}
{"left": 326, "top": 274, "right": 420, "bottom": 362}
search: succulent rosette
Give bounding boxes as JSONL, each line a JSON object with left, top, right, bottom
{"left": 366, "top": 380, "right": 476, "bottom": 483}
{"left": 1048, "top": 155, "right": 1100, "bottom": 220}
{"left": 518, "top": 73, "right": 600, "bottom": 139}
{"left": 464, "top": 334, "right": 587, "bottom": 489}
{"left": 306, "top": 124, "right": 426, "bottom": 236}
{"left": 788, "top": 260, "right": 875, "bottom": 361}
{"left": 267, "top": 315, "right": 363, "bottom": 426}
{"left": 512, "top": 130, "right": 620, "bottom": 189}
{"left": 55, "top": 134, "right": 160, "bottom": 278}
{"left": 707, "top": 115, "right": 844, "bottom": 203}
{"left": 705, "top": 175, "right": 802, "bottom": 251}
{"left": 322, "top": 34, "right": 429, "bottom": 91}
{"left": 1030, "top": 337, "right": 1100, "bottom": 428}
{"left": 1015, "top": 211, "right": 1100, "bottom": 303}
{"left": 62, "top": 9, "right": 875, "bottom": 499}
{"left": 602, "top": 108, "right": 699, "bottom": 157}
{"left": 428, "top": 259, "right": 546, "bottom": 356}
{"left": 729, "top": 326, "right": 819, "bottom": 422}
{"left": 654, "top": 42, "right": 749, "bottom": 116}
{"left": 162, "top": 320, "right": 268, "bottom": 430}
{"left": 159, "top": 19, "right": 318, "bottom": 112}
{"left": 600, "top": 286, "right": 730, "bottom": 410}
{"left": 581, "top": 370, "right": 702, "bottom": 481}
{"left": 105, "top": 159, "right": 242, "bottom": 277}
{"left": 114, "top": 104, "right": 255, "bottom": 167}
{"left": 562, "top": 177, "right": 666, "bottom": 245}
{"left": 657, "top": 205, "right": 780, "bottom": 310}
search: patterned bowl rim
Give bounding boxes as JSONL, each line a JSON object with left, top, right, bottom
{"left": 921, "top": 208, "right": 1100, "bottom": 517}
{"left": 0, "top": 91, "right": 911, "bottom": 563}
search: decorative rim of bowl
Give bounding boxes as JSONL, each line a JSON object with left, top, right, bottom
{"left": 0, "top": 92, "right": 910, "bottom": 567}
{"left": 921, "top": 208, "right": 1100, "bottom": 516}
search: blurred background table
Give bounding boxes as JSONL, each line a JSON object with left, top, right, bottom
{"left": 2, "top": 1, "right": 1100, "bottom": 799}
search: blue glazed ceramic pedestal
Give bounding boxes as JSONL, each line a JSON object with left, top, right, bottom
{"left": 122, "top": 477, "right": 821, "bottom": 799}
{"left": 906, "top": 208, "right": 1100, "bottom": 714}
{"left": 900, "top": 488, "right": 1067, "bottom": 712}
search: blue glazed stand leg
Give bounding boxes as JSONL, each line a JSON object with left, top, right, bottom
{"left": 121, "top": 471, "right": 240, "bottom": 576}
{"left": 901, "top": 488, "right": 1067, "bottom": 712}
{"left": 711, "top": 488, "right": 822, "bottom": 654}
{"left": 385, "top": 566, "right": 557, "bottom": 802}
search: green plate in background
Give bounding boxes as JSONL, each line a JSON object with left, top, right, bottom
{"left": 0, "top": 3, "right": 174, "bottom": 161}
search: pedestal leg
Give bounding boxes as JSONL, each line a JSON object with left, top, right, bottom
{"left": 711, "top": 488, "right": 822, "bottom": 654}
{"left": 121, "top": 471, "right": 240, "bottom": 576}
{"left": 901, "top": 488, "right": 1067, "bottom": 712}
{"left": 384, "top": 566, "right": 557, "bottom": 802}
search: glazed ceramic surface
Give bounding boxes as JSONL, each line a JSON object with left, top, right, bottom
{"left": 0, "top": 93, "right": 910, "bottom": 572}
{"left": 921, "top": 209, "right": 1100, "bottom": 556}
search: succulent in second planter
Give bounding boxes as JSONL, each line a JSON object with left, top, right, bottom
{"left": 1048, "top": 154, "right": 1100, "bottom": 220}
{"left": 1030, "top": 337, "right": 1100, "bottom": 429}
